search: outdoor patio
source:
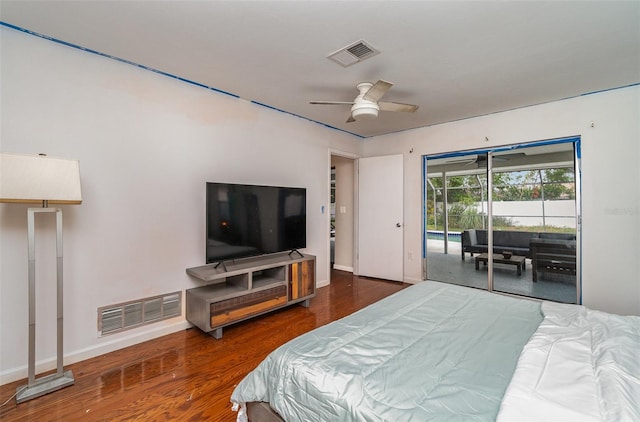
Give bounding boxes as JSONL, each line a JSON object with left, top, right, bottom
{"left": 426, "top": 239, "right": 577, "bottom": 304}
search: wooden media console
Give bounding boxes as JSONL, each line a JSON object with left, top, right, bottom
{"left": 186, "top": 253, "right": 315, "bottom": 339}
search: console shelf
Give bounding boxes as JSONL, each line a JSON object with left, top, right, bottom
{"left": 186, "top": 253, "right": 315, "bottom": 339}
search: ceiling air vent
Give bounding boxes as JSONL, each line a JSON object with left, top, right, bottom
{"left": 327, "top": 40, "right": 379, "bottom": 67}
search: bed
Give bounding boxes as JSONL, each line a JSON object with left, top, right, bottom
{"left": 231, "top": 281, "right": 640, "bottom": 421}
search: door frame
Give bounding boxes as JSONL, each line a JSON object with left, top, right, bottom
{"left": 328, "top": 149, "right": 359, "bottom": 284}
{"left": 422, "top": 136, "right": 582, "bottom": 303}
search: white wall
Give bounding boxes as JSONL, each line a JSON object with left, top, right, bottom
{"left": 0, "top": 28, "right": 361, "bottom": 384}
{"left": 364, "top": 85, "right": 640, "bottom": 316}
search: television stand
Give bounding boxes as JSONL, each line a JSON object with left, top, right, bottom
{"left": 185, "top": 252, "right": 315, "bottom": 339}
{"left": 212, "top": 260, "right": 228, "bottom": 272}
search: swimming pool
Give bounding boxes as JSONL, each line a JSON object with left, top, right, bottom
{"left": 426, "top": 230, "right": 462, "bottom": 243}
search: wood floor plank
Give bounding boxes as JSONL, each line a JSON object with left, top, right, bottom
{"left": 0, "top": 271, "right": 408, "bottom": 421}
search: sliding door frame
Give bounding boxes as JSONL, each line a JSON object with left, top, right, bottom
{"left": 422, "top": 136, "right": 582, "bottom": 304}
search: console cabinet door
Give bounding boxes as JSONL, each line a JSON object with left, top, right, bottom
{"left": 289, "top": 260, "right": 315, "bottom": 300}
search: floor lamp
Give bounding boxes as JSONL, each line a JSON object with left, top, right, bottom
{"left": 0, "top": 152, "right": 82, "bottom": 403}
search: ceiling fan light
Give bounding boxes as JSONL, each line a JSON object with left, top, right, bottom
{"left": 351, "top": 103, "right": 379, "bottom": 120}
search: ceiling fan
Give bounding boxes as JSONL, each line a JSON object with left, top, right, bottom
{"left": 310, "top": 80, "right": 419, "bottom": 123}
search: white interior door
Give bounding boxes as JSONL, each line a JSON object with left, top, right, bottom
{"left": 357, "top": 154, "right": 404, "bottom": 281}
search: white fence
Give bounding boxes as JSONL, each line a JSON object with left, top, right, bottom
{"left": 478, "top": 200, "right": 575, "bottom": 228}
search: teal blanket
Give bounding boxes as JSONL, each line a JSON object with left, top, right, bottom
{"left": 232, "top": 281, "right": 543, "bottom": 421}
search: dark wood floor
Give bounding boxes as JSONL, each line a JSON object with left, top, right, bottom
{"left": 0, "top": 271, "right": 408, "bottom": 421}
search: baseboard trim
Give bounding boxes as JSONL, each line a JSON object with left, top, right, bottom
{"left": 403, "top": 276, "right": 422, "bottom": 284}
{"left": 316, "top": 279, "right": 330, "bottom": 288}
{"left": 332, "top": 264, "right": 353, "bottom": 273}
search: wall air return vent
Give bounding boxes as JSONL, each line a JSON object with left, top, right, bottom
{"left": 98, "top": 291, "right": 182, "bottom": 336}
{"left": 327, "top": 40, "right": 379, "bottom": 67}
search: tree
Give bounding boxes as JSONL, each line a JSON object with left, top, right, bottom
{"left": 540, "top": 168, "right": 575, "bottom": 199}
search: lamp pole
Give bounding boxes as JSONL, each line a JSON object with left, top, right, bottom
{"left": 17, "top": 207, "right": 75, "bottom": 403}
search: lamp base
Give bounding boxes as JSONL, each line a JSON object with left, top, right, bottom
{"left": 16, "top": 370, "right": 74, "bottom": 403}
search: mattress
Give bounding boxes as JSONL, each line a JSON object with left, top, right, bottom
{"left": 231, "top": 281, "right": 543, "bottom": 421}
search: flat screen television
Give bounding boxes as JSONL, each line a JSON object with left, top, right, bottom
{"left": 206, "top": 182, "right": 306, "bottom": 264}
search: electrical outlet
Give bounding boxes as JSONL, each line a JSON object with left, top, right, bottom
{"left": 408, "top": 252, "right": 413, "bottom": 260}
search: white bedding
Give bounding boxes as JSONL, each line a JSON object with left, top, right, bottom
{"left": 497, "top": 301, "right": 640, "bottom": 422}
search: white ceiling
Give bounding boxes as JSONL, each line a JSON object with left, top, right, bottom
{"left": 2, "top": 1, "right": 639, "bottom": 138}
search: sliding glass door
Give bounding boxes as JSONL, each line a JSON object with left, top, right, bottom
{"left": 423, "top": 138, "right": 580, "bottom": 303}
{"left": 424, "top": 168, "right": 489, "bottom": 289}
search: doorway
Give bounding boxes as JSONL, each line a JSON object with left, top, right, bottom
{"left": 330, "top": 155, "right": 355, "bottom": 274}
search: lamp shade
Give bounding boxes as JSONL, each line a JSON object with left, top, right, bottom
{"left": 0, "top": 153, "right": 82, "bottom": 204}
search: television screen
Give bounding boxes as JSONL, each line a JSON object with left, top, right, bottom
{"left": 206, "top": 182, "right": 306, "bottom": 263}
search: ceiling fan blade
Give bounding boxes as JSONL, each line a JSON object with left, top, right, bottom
{"left": 346, "top": 114, "right": 356, "bottom": 123}
{"left": 445, "top": 158, "right": 474, "bottom": 165}
{"left": 495, "top": 152, "right": 526, "bottom": 161}
{"left": 309, "top": 101, "right": 355, "bottom": 105}
{"left": 379, "top": 101, "right": 419, "bottom": 113}
{"left": 363, "top": 80, "right": 393, "bottom": 102}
